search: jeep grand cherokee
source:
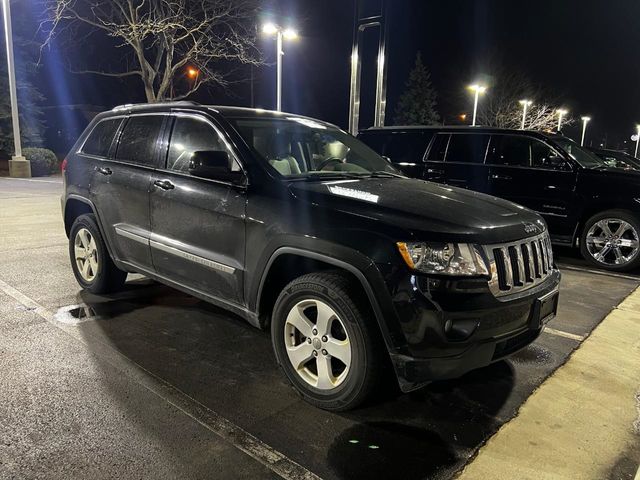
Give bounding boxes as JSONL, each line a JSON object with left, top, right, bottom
{"left": 62, "top": 103, "right": 560, "bottom": 411}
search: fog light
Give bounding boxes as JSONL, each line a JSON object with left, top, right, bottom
{"left": 444, "top": 318, "right": 480, "bottom": 341}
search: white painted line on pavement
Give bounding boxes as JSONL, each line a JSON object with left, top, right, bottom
{"left": 0, "top": 176, "right": 62, "bottom": 184}
{"left": 0, "top": 277, "right": 53, "bottom": 321}
{"left": 543, "top": 327, "right": 585, "bottom": 342}
{"left": 0, "top": 277, "right": 322, "bottom": 480}
{"left": 558, "top": 263, "right": 640, "bottom": 282}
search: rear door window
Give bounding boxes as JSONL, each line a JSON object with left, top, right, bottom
{"left": 445, "top": 134, "right": 490, "bottom": 163}
{"left": 426, "top": 133, "right": 450, "bottom": 161}
{"left": 360, "top": 131, "right": 432, "bottom": 164}
{"left": 81, "top": 118, "right": 122, "bottom": 157}
{"left": 116, "top": 115, "right": 165, "bottom": 167}
{"left": 486, "top": 135, "right": 532, "bottom": 167}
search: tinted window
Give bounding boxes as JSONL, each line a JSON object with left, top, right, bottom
{"left": 445, "top": 134, "right": 489, "bottom": 163}
{"left": 427, "top": 133, "right": 450, "bottom": 161}
{"left": 531, "top": 139, "right": 561, "bottom": 168}
{"left": 167, "top": 116, "right": 239, "bottom": 173}
{"left": 81, "top": 118, "right": 121, "bottom": 157}
{"left": 116, "top": 115, "right": 165, "bottom": 166}
{"left": 360, "top": 132, "right": 432, "bottom": 164}
{"left": 486, "top": 135, "right": 531, "bottom": 166}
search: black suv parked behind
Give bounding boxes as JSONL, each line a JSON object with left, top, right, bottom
{"left": 62, "top": 103, "right": 560, "bottom": 410}
{"left": 359, "top": 126, "right": 640, "bottom": 271}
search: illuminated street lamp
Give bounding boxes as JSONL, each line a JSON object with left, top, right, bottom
{"left": 519, "top": 99, "right": 533, "bottom": 130}
{"left": 467, "top": 84, "right": 487, "bottom": 127}
{"left": 635, "top": 125, "right": 640, "bottom": 158}
{"left": 263, "top": 22, "right": 298, "bottom": 112}
{"left": 2, "top": 0, "right": 29, "bottom": 177}
{"left": 556, "top": 108, "right": 568, "bottom": 132}
{"left": 580, "top": 116, "right": 591, "bottom": 146}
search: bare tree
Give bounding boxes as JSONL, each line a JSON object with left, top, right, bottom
{"left": 41, "top": 0, "right": 262, "bottom": 102}
{"left": 477, "top": 70, "right": 573, "bottom": 131}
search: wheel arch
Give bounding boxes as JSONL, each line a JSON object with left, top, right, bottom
{"left": 254, "top": 246, "right": 405, "bottom": 355}
{"left": 63, "top": 195, "right": 118, "bottom": 261}
{"left": 573, "top": 202, "right": 640, "bottom": 247}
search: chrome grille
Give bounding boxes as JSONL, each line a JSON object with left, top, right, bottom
{"left": 485, "top": 232, "right": 554, "bottom": 297}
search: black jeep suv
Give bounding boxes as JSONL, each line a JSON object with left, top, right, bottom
{"left": 62, "top": 103, "right": 560, "bottom": 410}
{"left": 359, "top": 126, "right": 640, "bottom": 272}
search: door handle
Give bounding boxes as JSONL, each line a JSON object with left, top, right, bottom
{"left": 96, "top": 166, "right": 112, "bottom": 176}
{"left": 490, "top": 174, "right": 512, "bottom": 180}
{"left": 427, "top": 168, "right": 444, "bottom": 175}
{"left": 153, "top": 179, "right": 175, "bottom": 190}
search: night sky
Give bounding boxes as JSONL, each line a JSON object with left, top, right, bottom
{"left": 15, "top": 0, "right": 640, "bottom": 150}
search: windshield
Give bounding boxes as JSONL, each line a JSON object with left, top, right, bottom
{"left": 231, "top": 117, "right": 402, "bottom": 178}
{"left": 553, "top": 138, "right": 603, "bottom": 168}
{"left": 594, "top": 151, "right": 640, "bottom": 170}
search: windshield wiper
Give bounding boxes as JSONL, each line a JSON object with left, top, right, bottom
{"left": 298, "top": 172, "right": 367, "bottom": 181}
{"left": 369, "top": 170, "right": 406, "bottom": 178}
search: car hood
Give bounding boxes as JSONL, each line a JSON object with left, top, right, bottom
{"left": 288, "top": 177, "right": 546, "bottom": 244}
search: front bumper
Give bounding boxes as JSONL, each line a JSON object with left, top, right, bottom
{"left": 385, "top": 269, "right": 561, "bottom": 392}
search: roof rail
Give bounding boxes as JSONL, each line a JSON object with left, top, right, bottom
{"left": 111, "top": 100, "right": 200, "bottom": 111}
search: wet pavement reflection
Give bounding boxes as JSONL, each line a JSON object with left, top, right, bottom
{"left": 66, "top": 272, "right": 636, "bottom": 480}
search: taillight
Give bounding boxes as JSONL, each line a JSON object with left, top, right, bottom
{"left": 61, "top": 158, "right": 68, "bottom": 172}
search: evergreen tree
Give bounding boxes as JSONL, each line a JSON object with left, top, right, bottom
{"left": 394, "top": 53, "right": 440, "bottom": 125}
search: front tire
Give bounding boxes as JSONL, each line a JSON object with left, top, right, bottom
{"left": 580, "top": 210, "right": 640, "bottom": 272}
{"left": 271, "top": 271, "right": 383, "bottom": 411}
{"left": 69, "top": 214, "right": 127, "bottom": 293}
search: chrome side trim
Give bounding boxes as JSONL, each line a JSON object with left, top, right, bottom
{"left": 115, "top": 227, "right": 149, "bottom": 245}
{"left": 150, "top": 240, "right": 235, "bottom": 274}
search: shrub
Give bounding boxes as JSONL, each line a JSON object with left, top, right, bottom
{"left": 24, "top": 148, "right": 59, "bottom": 177}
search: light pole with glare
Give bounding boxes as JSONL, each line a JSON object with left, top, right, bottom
{"left": 2, "top": 0, "right": 29, "bottom": 177}
{"left": 519, "top": 99, "right": 533, "bottom": 130}
{"left": 580, "top": 116, "right": 591, "bottom": 146}
{"left": 263, "top": 23, "right": 298, "bottom": 112}
{"left": 556, "top": 109, "right": 568, "bottom": 132}
{"left": 635, "top": 125, "right": 640, "bottom": 158}
{"left": 468, "top": 84, "right": 487, "bottom": 127}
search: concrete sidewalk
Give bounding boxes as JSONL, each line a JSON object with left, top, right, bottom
{"left": 459, "top": 288, "right": 640, "bottom": 480}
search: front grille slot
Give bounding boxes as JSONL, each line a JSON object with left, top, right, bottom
{"left": 486, "top": 232, "right": 554, "bottom": 297}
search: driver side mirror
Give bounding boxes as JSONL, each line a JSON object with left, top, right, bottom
{"left": 189, "top": 151, "right": 244, "bottom": 183}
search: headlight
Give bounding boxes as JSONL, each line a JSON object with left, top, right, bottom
{"left": 396, "top": 242, "right": 489, "bottom": 276}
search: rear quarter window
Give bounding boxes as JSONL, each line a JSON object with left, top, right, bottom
{"left": 81, "top": 118, "right": 122, "bottom": 157}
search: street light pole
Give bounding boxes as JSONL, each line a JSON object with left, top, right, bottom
{"left": 635, "top": 125, "right": 640, "bottom": 158}
{"left": 580, "top": 116, "right": 591, "bottom": 146}
{"left": 276, "top": 30, "right": 282, "bottom": 112}
{"left": 2, "top": 0, "right": 30, "bottom": 177}
{"left": 263, "top": 23, "right": 298, "bottom": 112}
{"left": 557, "top": 109, "right": 568, "bottom": 132}
{"left": 468, "top": 84, "right": 487, "bottom": 127}
{"left": 519, "top": 99, "right": 532, "bottom": 130}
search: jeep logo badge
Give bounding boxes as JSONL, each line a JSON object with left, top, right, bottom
{"left": 523, "top": 222, "right": 539, "bottom": 234}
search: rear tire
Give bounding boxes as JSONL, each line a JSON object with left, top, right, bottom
{"left": 580, "top": 210, "right": 640, "bottom": 272}
{"left": 69, "top": 214, "right": 127, "bottom": 293}
{"left": 271, "top": 271, "right": 383, "bottom": 411}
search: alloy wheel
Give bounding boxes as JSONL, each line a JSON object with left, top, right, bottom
{"left": 74, "top": 227, "right": 99, "bottom": 282}
{"left": 283, "top": 298, "right": 352, "bottom": 390}
{"left": 585, "top": 218, "right": 640, "bottom": 266}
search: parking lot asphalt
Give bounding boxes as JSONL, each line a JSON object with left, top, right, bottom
{"left": 1, "top": 176, "right": 639, "bottom": 480}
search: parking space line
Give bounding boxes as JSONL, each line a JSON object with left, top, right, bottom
{"left": 543, "top": 327, "right": 585, "bottom": 342}
{"left": 558, "top": 263, "right": 640, "bottom": 282}
{"left": 0, "top": 277, "right": 322, "bottom": 480}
